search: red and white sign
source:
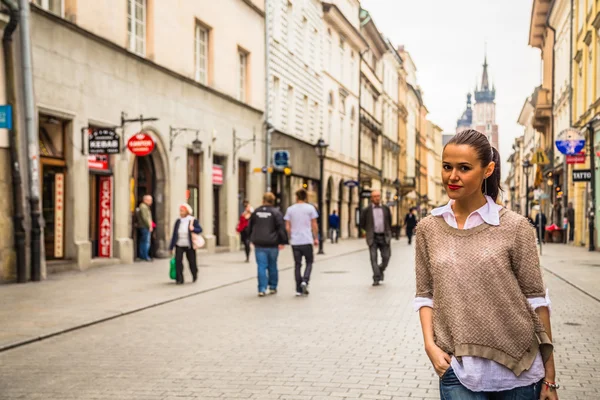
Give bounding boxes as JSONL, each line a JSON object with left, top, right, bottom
{"left": 88, "top": 155, "right": 109, "bottom": 171}
{"left": 212, "top": 165, "right": 224, "bottom": 185}
{"left": 566, "top": 152, "right": 586, "bottom": 164}
{"left": 54, "top": 173, "right": 65, "bottom": 258}
{"left": 98, "top": 176, "right": 112, "bottom": 258}
{"left": 127, "top": 133, "right": 155, "bottom": 156}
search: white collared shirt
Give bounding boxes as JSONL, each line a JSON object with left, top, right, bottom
{"left": 430, "top": 195, "right": 501, "bottom": 230}
{"left": 414, "top": 196, "right": 550, "bottom": 392}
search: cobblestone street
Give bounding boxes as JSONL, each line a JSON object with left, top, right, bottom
{"left": 1, "top": 241, "right": 599, "bottom": 400}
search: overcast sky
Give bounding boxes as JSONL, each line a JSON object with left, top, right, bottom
{"left": 360, "top": 0, "right": 541, "bottom": 176}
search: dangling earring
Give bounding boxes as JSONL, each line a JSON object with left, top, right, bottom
{"left": 484, "top": 178, "right": 488, "bottom": 196}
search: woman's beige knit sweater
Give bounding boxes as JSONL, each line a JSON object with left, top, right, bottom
{"left": 415, "top": 208, "right": 553, "bottom": 376}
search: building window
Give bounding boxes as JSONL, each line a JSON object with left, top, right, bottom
{"left": 195, "top": 24, "right": 209, "bottom": 84}
{"left": 577, "top": 61, "right": 584, "bottom": 117}
{"left": 286, "top": 1, "right": 294, "bottom": 53}
{"left": 302, "top": 95, "right": 309, "bottom": 136}
{"left": 127, "top": 0, "right": 146, "bottom": 56}
{"left": 273, "top": 76, "right": 280, "bottom": 126}
{"left": 339, "top": 38, "right": 345, "bottom": 83}
{"left": 302, "top": 17, "right": 309, "bottom": 64}
{"left": 34, "top": 0, "right": 61, "bottom": 15}
{"left": 350, "top": 51, "right": 356, "bottom": 91}
{"left": 187, "top": 150, "right": 201, "bottom": 219}
{"left": 340, "top": 115, "right": 345, "bottom": 153}
{"left": 238, "top": 49, "right": 248, "bottom": 102}
{"left": 287, "top": 86, "right": 295, "bottom": 133}
{"left": 339, "top": 94, "right": 346, "bottom": 114}
{"left": 578, "top": 0, "right": 585, "bottom": 32}
{"left": 327, "top": 30, "right": 333, "bottom": 72}
{"left": 597, "top": 31, "right": 600, "bottom": 98}
{"left": 587, "top": 45, "right": 593, "bottom": 108}
{"left": 312, "top": 102, "right": 319, "bottom": 141}
{"left": 328, "top": 91, "right": 335, "bottom": 107}
{"left": 327, "top": 110, "right": 333, "bottom": 145}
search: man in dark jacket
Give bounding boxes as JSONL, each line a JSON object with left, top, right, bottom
{"left": 534, "top": 211, "right": 548, "bottom": 244}
{"left": 360, "top": 190, "right": 392, "bottom": 286}
{"left": 248, "top": 192, "right": 288, "bottom": 297}
{"left": 403, "top": 207, "right": 418, "bottom": 245}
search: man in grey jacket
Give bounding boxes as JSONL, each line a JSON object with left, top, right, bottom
{"left": 360, "top": 190, "right": 392, "bottom": 286}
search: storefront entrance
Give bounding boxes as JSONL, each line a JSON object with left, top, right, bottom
{"left": 42, "top": 163, "right": 66, "bottom": 259}
{"left": 133, "top": 155, "right": 157, "bottom": 258}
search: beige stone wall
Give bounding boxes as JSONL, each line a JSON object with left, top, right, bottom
{"left": 0, "top": 148, "right": 14, "bottom": 281}
{"left": 64, "top": 0, "right": 265, "bottom": 111}
{"left": 25, "top": 10, "right": 264, "bottom": 274}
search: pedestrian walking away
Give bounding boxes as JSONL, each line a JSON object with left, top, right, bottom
{"left": 285, "top": 189, "right": 319, "bottom": 296}
{"left": 404, "top": 207, "right": 418, "bottom": 245}
{"left": 534, "top": 209, "right": 548, "bottom": 244}
{"left": 360, "top": 190, "right": 392, "bottom": 286}
{"left": 566, "top": 202, "right": 575, "bottom": 242}
{"left": 414, "top": 129, "right": 558, "bottom": 400}
{"left": 136, "top": 194, "right": 154, "bottom": 262}
{"left": 237, "top": 199, "right": 254, "bottom": 262}
{"left": 248, "top": 192, "right": 288, "bottom": 297}
{"left": 328, "top": 209, "right": 340, "bottom": 244}
{"left": 169, "top": 203, "right": 202, "bottom": 285}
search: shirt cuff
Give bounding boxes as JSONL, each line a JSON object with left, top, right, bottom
{"left": 414, "top": 297, "right": 434, "bottom": 312}
{"left": 527, "top": 288, "right": 551, "bottom": 315}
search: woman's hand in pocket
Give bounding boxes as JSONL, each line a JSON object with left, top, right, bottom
{"left": 425, "top": 343, "right": 452, "bottom": 377}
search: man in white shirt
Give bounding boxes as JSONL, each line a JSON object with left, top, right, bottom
{"left": 284, "top": 189, "right": 319, "bottom": 296}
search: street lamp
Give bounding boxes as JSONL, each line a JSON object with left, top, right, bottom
{"left": 522, "top": 160, "right": 532, "bottom": 217}
{"left": 315, "top": 138, "right": 329, "bottom": 255}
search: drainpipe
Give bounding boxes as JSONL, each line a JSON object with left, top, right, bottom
{"left": 18, "top": 0, "right": 41, "bottom": 280}
{"left": 2, "top": 0, "right": 26, "bottom": 282}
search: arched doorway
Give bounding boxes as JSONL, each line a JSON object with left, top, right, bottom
{"left": 131, "top": 133, "right": 168, "bottom": 260}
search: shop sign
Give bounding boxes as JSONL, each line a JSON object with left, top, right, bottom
{"left": 88, "top": 155, "right": 109, "bottom": 171}
{"left": 98, "top": 176, "right": 112, "bottom": 258}
{"left": 556, "top": 128, "right": 585, "bottom": 155}
{"left": 212, "top": 165, "right": 224, "bottom": 185}
{"left": 531, "top": 148, "right": 550, "bottom": 165}
{"left": 54, "top": 173, "right": 65, "bottom": 258}
{"left": 127, "top": 133, "right": 155, "bottom": 156}
{"left": 573, "top": 169, "right": 592, "bottom": 182}
{"left": 566, "top": 152, "right": 586, "bottom": 164}
{"left": 89, "top": 128, "right": 120, "bottom": 154}
{"left": 344, "top": 180, "right": 359, "bottom": 188}
{"left": 273, "top": 150, "right": 290, "bottom": 168}
{"left": 0, "top": 104, "right": 13, "bottom": 129}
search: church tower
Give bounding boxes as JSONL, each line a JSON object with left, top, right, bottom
{"left": 472, "top": 55, "right": 499, "bottom": 149}
{"left": 456, "top": 93, "right": 473, "bottom": 133}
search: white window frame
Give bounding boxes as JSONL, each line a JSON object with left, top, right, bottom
{"left": 339, "top": 38, "right": 345, "bottom": 83}
{"left": 287, "top": 86, "right": 295, "bottom": 133}
{"left": 127, "top": 0, "right": 146, "bottom": 56}
{"left": 195, "top": 24, "right": 209, "bottom": 84}
{"left": 238, "top": 50, "right": 248, "bottom": 102}
{"left": 35, "top": 0, "right": 63, "bottom": 16}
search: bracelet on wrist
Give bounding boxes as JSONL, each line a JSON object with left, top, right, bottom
{"left": 543, "top": 380, "right": 560, "bottom": 390}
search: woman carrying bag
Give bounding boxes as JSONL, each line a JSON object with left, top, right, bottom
{"left": 169, "top": 203, "right": 203, "bottom": 285}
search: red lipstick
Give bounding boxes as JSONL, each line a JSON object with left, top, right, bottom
{"left": 447, "top": 185, "right": 462, "bottom": 191}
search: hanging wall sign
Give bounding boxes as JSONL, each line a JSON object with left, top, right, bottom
{"left": 54, "top": 173, "right": 65, "bottom": 258}
{"left": 98, "top": 176, "right": 112, "bottom": 258}
{"left": 212, "top": 165, "right": 224, "bottom": 185}
{"left": 89, "top": 128, "right": 120, "bottom": 154}
{"left": 88, "top": 155, "right": 110, "bottom": 171}
{"left": 572, "top": 169, "right": 592, "bottom": 182}
{"left": 127, "top": 133, "right": 155, "bottom": 156}
{"left": 556, "top": 128, "right": 586, "bottom": 155}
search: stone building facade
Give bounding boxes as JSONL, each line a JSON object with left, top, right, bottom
{"left": 0, "top": 0, "right": 265, "bottom": 282}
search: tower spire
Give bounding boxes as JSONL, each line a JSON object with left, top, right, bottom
{"left": 481, "top": 52, "right": 489, "bottom": 90}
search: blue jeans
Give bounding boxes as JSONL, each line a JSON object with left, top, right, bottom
{"left": 138, "top": 228, "right": 151, "bottom": 260}
{"left": 440, "top": 367, "right": 542, "bottom": 400}
{"left": 255, "top": 247, "right": 279, "bottom": 293}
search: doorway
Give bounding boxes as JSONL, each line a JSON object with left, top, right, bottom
{"left": 133, "top": 155, "right": 157, "bottom": 258}
{"left": 42, "top": 163, "right": 66, "bottom": 259}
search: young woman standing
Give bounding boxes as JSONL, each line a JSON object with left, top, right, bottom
{"left": 414, "top": 129, "right": 559, "bottom": 399}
